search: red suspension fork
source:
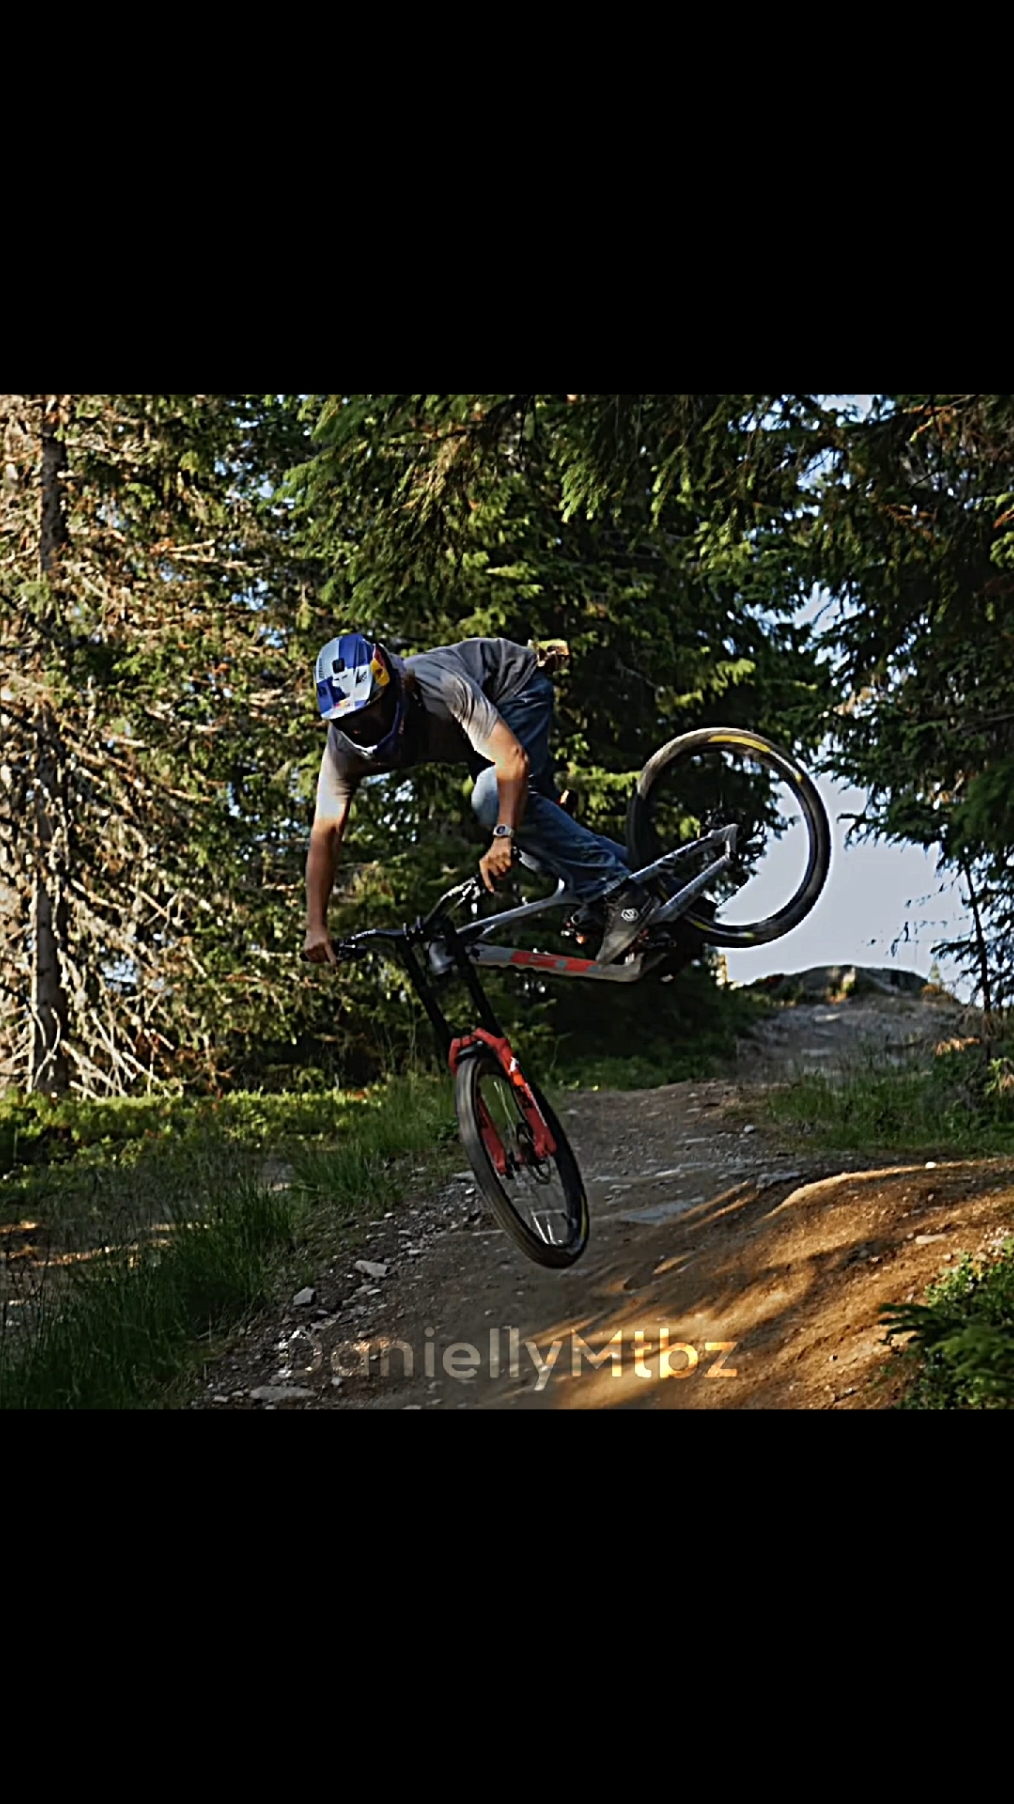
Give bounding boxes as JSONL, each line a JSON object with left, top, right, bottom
{"left": 448, "top": 1030, "right": 557, "bottom": 1163}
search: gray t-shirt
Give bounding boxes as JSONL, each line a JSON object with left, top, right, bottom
{"left": 314, "top": 637, "right": 538, "bottom": 819}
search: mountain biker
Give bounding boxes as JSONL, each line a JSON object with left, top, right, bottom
{"left": 303, "top": 632, "right": 657, "bottom": 969}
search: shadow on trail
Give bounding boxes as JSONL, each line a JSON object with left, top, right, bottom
{"left": 467, "top": 1158, "right": 1014, "bottom": 1410}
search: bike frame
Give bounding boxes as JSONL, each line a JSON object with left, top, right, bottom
{"left": 331, "top": 820, "right": 739, "bottom": 1152}
{"left": 335, "top": 820, "right": 739, "bottom": 994}
{"left": 331, "top": 886, "right": 560, "bottom": 1170}
{"left": 437, "top": 821, "right": 739, "bottom": 984}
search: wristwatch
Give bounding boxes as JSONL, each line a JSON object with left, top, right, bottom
{"left": 492, "top": 824, "right": 515, "bottom": 839}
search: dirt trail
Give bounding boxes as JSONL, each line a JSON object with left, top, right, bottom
{"left": 203, "top": 988, "right": 1014, "bottom": 1410}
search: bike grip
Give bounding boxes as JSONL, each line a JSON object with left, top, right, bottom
{"left": 484, "top": 860, "right": 516, "bottom": 891}
{"left": 333, "top": 939, "right": 369, "bottom": 963}
{"left": 301, "top": 943, "right": 344, "bottom": 965}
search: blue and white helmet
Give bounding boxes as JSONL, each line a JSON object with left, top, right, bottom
{"left": 314, "top": 632, "right": 407, "bottom": 759}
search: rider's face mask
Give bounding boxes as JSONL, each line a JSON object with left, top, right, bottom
{"left": 344, "top": 687, "right": 396, "bottom": 748}
{"left": 333, "top": 663, "right": 411, "bottom": 762}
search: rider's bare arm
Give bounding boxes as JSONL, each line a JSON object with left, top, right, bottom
{"left": 479, "top": 720, "right": 530, "bottom": 892}
{"left": 304, "top": 799, "right": 351, "bottom": 965}
{"left": 487, "top": 719, "right": 530, "bottom": 826}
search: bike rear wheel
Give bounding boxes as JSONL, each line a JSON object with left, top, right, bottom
{"left": 455, "top": 1052, "right": 589, "bottom": 1269}
{"left": 626, "top": 728, "right": 831, "bottom": 948}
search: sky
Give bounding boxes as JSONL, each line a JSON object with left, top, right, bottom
{"left": 723, "top": 395, "right": 977, "bottom": 1001}
{"left": 722, "top": 768, "right": 975, "bottom": 999}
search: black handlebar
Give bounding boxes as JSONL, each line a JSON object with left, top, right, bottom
{"left": 303, "top": 858, "right": 520, "bottom": 966}
{"left": 300, "top": 926, "right": 402, "bottom": 966}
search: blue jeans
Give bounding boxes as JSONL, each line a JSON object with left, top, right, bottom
{"left": 469, "top": 675, "right": 630, "bottom": 901}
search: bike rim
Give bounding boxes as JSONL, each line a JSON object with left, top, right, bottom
{"left": 473, "top": 1067, "right": 579, "bottom": 1251}
{"left": 636, "top": 737, "right": 823, "bottom": 940}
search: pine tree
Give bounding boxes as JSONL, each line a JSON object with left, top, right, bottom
{"left": 0, "top": 393, "right": 334, "bottom": 1094}
{"left": 801, "top": 395, "right": 1014, "bottom": 1010}
{"left": 284, "top": 395, "right": 830, "bottom": 1059}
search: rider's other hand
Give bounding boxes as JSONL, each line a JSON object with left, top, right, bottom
{"left": 479, "top": 838, "right": 514, "bottom": 893}
{"left": 303, "top": 924, "right": 338, "bottom": 967}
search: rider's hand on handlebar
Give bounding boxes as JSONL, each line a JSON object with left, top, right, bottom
{"left": 479, "top": 837, "right": 516, "bottom": 894}
{"left": 303, "top": 923, "right": 339, "bottom": 967}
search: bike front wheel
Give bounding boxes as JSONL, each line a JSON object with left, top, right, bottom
{"left": 626, "top": 727, "right": 831, "bottom": 948}
{"left": 455, "top": 1052, "right": 589, "bottom": 1269}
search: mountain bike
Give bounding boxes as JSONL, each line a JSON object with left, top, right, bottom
{"left": 324, "top": 727, "right": 831, "bottom": 1270}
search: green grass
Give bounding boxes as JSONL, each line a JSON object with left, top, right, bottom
{"left": 0, "top": 1075, "right": 458, "bottom": 1410}
{"left": 759, "top": 1043, "right": 1014, "bottom": 1159}
{"left": 1, "top": 1166, "right": 297, "bottom": 1410}
{"left": 0, "top": 1083, "right": 436, "bottom": 1178}
{"left": 881, "top": 1242, "right": 1014, "bottom": 1409}
{"left": 752, "top": 1031, "right": 1014, "bottom": 1409}
{"left": 0, "top": 970, "right": 772, "bottom": 1407}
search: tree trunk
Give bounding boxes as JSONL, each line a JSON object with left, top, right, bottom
{"left": 30, "top": 398, "right": 70, "bottom": 1094}
{"left": 40, "top": 397, "right": 69, "bottom": 575}
{"left": 960, "top": 855, "right": 995, "bottom": 1052}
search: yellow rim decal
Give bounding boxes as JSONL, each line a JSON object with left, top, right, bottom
{"left": 707, "top": 735, "right": 801, "bottom": 781}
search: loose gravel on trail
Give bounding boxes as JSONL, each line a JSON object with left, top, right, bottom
{"left": 199, "top": 990, "right": 1014, "bottom": 1411}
